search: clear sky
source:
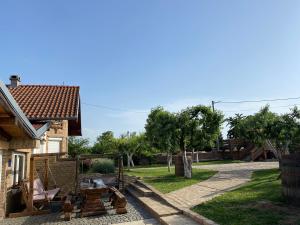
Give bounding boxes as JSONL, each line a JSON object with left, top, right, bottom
{"left": 1, "top": 0, "right": 300, "bottom": 143}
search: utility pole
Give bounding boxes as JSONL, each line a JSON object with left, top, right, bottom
{"left": 212, "top": 101, "right": 220, "bottom": 152}
{"left": 212, "top": 100, "right": 215, "bottom": 112}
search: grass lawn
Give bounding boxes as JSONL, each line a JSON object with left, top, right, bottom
{"left": 132, "top": 160, "right": 244, "bottom": 169}
{"left": 126, "top": 167, "right": 217, "bottom": 194}
{"left": 193, "top": 159, "right": 244, "bottom": 166}
{"left": 192, "top": 169, "right": 300, "bottom": 225}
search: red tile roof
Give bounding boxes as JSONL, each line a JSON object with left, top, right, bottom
{"left": 8, "top": 85, "right": 80, "bottom": 120}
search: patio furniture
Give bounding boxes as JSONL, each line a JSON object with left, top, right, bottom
{"left": 9, "top": 156, "right": 62, "bottom": 218}
{"left": 109, "top": 187, "right": 127, "bottom": 214}
{"left": 63, "top": 195, "right": 74, "bottom": 221}
{"left": 30, "top": 178, "right": 60, "bottom": 203}
{"left": 80, "top": 179, "right": 109, "bottom": 217}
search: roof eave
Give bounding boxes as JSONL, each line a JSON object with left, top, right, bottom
{"left": 0, "top": 81, "right": 46, "bottom": 139}
{"left": 29, "top": 116, "right": 78, "bottom": 121}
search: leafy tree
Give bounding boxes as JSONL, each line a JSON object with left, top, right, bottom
{"left": 145, "top": 107, "right": 178, "bottom": 172}
{"left": 226, "top": 106, "right": 300, "bottom": 163}
{"left": 68, "top": 137, "right": 91, "bottom": 158}
{"left": 116, "top": 132, "right": 147, "bottom": 170}
{"left": 188, "top": 106, "right": 224, "bottom": 162}
{"left": 227, "top": 114, "right": 245, "bottom": 139}
{"left": 92, "top": 131, "right": 117, "bottom": 154}
{"left": 145, "top": 105, "right": 224, "bottom": 178}
{"left": 176, "top": 106, "right": 224, "bottom": 178}
{"left": 268, "top": 107, "right": 300, "bottom": 160}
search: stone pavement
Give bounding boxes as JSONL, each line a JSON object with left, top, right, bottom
{"left": 0, "top": 195, "right": 160, "bottom": 225}
{"left": 166, "top": 161, "right": 279, "bottom": 208}
{"left": 116, "top": 219, "right": 159, "bottom": 225}
{"left": 127, "top": 180, "right": 200, "bottom": 225}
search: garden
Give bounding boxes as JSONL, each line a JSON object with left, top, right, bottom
{"left": 69, "top": 104, "right": 300, "bottom": 225}
{"left": 193, "top": 169, "right": 300, "bottom": 225}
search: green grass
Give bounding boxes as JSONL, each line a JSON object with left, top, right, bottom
{"left": 193, "top": 159, "right": 244, "bottom": 166}
{"left": 132, "top": 160, "right": 244, "bottom": 169}
{"left": 192, "top": 169, "right": 300, "bottom": 225}
{"left": 126, "top": 167, "right": 217, "bottom": 193}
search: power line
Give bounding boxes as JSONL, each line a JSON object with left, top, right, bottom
{"left": 216, "top": 96, "right": 300, "bottom": 104}
{"left": 222, "top": 104, "right": 300, "bottom": 113}
{"left": 83, "top": 95, "right": 300, "bottom": 114}
{"left": 82, "top": 102, "right": 148, "bottom": 113}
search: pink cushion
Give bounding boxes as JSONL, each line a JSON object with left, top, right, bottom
{"left": 33, "top": 179, "right": 44, "bottom": 195}
{"left": 33, "top": 188, "right": 60, "bottom": 201}
{"left": 27, "top": 179, "right": 60, "bottom": 201}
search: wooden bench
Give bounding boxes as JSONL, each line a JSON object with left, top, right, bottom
{"left": 109, "top": 187, "right": 127, "bottom": 214}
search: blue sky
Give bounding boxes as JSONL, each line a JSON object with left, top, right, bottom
{"left": 1, "top": 0, "right": 300, "bottom": 143}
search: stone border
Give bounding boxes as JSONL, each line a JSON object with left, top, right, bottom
{"left": 134, "top": 179, "right": 219, "bottom": 225}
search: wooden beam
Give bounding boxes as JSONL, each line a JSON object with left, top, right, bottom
{"left": 0, "top": 113, "right": 12, "bottom": 118}
{"left": 28, "top": 157, "right": 34, "bottom": 213}
{"left": 44, "top": 158, "right": 49, "bottom": 191}
{"left": 0, "top": 127, "right": 12, "bottom": 141}
{"left": 9, "top": 209, "right": 50, "bottom": 218}
{"left": 0, "top": 117, "right": 16, "bottom": 126}
{"left": 9, "top": 139, "right": 40, "bottom": 149}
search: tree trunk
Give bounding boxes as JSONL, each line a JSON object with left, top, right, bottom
{"left": 266, "top": 139, "right": 279, "bottom": 159}
{"left": 182, "top": 150, "right": 192, "bottom": 178}
{"left": 179, "top": 133, "right": 192, "bottom": 178}
{"left": 192, "top": 148, "right": 195, "bottom": 162}
{"left": 126, "top": 153, "right": 131, "bottom": 170}
{"left": 195, "top": 150, "right": 199, "bottom": 163}
{"left": 129, "top": 153, "right": 135, "bottom": 167}
{"left": 167, "top": 152, "right": 172, "bottom": 172}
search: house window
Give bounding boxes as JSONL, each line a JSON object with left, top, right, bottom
{"left": 12, "top": 153, "right": 26, "bottom": 185}
{"left": 33, "top": 140, "right": 46, "bottom": 154}
{"left": 48, "top": 138, "right": 62, "bottom": 153}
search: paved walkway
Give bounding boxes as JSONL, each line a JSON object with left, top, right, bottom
{"left": 116, "top": 219, "right": 159, "bottom": 225}
{"left": 166, "top": 161, "right": 279, "bottom": 209}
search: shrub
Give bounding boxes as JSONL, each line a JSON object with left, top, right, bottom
{"left": 91, "top": 158, "right": 115, "bottom": 174}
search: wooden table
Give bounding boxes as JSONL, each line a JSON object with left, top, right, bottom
{"left": 80, "top": 179, "right": 109, "bottom": 217}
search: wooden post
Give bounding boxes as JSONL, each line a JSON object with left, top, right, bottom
{"left": 212, "top": 101, "right": 220, "bottom": 151}
{"left": 75, "top": 156, "right": 79, "bottom": 196}
{"left": 28, "top": 157, "right": 34, "bottom": 213}
{"left": 121, "top": 156, "right": 124, "bottom": 192}
{"left": 44, "top": 158, "right": 49, "bottom": 191}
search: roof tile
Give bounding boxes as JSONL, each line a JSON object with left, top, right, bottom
{"left": 9, "top": 85, "right": 80, "bottom": 120}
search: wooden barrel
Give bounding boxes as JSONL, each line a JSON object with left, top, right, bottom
{"left": 175, "top": 155, "right": 184, "bottom": 177}
{"left": 281, "top": 153, "right": 300, "bottom": 205}
{"left": 175, "top": 154, "right": 192, "bottom": 177}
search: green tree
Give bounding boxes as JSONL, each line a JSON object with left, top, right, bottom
{"left": 116, "top": 132, "right": 148, "bottom": 170}
{"left": 226, "top": 106, "right": 300, "bottom": 163}
{"left": 268, "top": 107, "right": 300, "bottom": 160}
{"left": 92, "top": 131, "right": 117, "bottom": 154}
{"left": 176, "top": 106, "right": 224, "bottom": 178}
{"left": 145, "top": 105, "right": 224, "bottom": 178}
{"left": 68, "top": 137, "right": 91, "bottom": 158}
{"left": 189, "top": 106, "right": 224, "bottom": 162}
{"left": 227, "top": 113, "right": 245, "bottom": 139}
{"left": 145, "top": 107, "right": 178, "bottom": 172}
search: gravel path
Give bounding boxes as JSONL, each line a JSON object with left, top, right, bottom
{"left": 1, "top": 195, "right": 158, "bottom": 225}
{"left": 166, "top": 161, "right": 279, "bottom": 208}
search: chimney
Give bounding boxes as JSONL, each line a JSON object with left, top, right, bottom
{"left": 9, "top": 75, "right": 21, "bottom": 88}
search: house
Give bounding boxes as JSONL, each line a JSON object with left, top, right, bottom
{"left": 0, "top": 75, "right": 81, "bottom": 217}
{"left": 8, "top": 75, "right": 81, "bottom": 155}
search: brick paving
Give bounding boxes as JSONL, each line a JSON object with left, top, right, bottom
{"left": 166, "top": 161, "right": 279, "bottom": 208}
{"left": 1, "top": 195, "right": 159, "bottom": 225}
